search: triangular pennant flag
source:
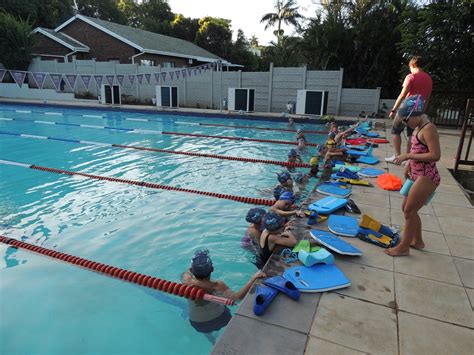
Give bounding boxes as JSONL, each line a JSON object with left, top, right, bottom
{"left": 188, "top": 68, "right": 193, "bottom": 76}
{"left": 211, "top": 62, "right": 216, "bottom": 69}
{"left": 169, "top": 71, "right": 174, "bottom": 81}
{"left": 144, "top": 74, "right": 151, "bottom": 84}
{"left": 154, "top": 73, "right": 161, "bottom": 84}
{"left": 80, "top": 75, "right": 92, "bottom": 89}
{"left": 193, "top": 68, "right": 198, "bottom": 76}
{"left": 105, "top": 75, "right": 115, "bottom": 86}
{"left": 0, "top": 69, "right": 6, "bottom": 83}
{"left": 65, "top": 74, "right": 77, "bottom": 89}
{"left": 181, "top": 69, "right": 187, "bottom": 78}
{"left": 175, "top": 71, "right": 180, "bottom": 79}
{"left": 128, "top": 74, "right": 135, "bottom": 85}
{"left": 10, "top": 70, "right": 27, "bottom": 88}
{"left": 198, "top": 67, "right": 202, "bottom": 74}
{"left": 32, "top": 72, "right": 47, "bottom": 89}
{"left": 161, "top": 72, "right": 167, "bottom": 82}
{"left": 94, "top": 75, "right": 104, "bottom": 87}
{"left": 50, "top": 73, "right": 63, "bottom": 91}
{"left": 116, "top": 75, "right": 124, "bottom": 86}
{"left": 137, "top": 74, "right": 144, "bottom": 85}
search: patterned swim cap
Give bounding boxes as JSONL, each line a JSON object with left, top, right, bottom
{"left": 279, "top": 191, "right": 295, "bottom": 202}
{"left": 246, "top": 208, "right": 266, "bottom": 224}
{"left": 263, "top": 212, "right": 285, "bottom": 232}
{"left": 277, "top": 172, "right": 292, "bottom": 184}
{"left": 288, "top": 149, "right": 299, "bottom": 157}
{"left": 191, "top": 249, "right": 213, "bottom": 278}
{"left": 293, "top": 172, "right": 305, "bottom": 183}
{"left": 398, "top": 94, "right": 425, "bottom": 119}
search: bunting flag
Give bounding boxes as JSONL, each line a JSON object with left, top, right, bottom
{"left": 144, "top": 74, "right": 151, "bottom": 84}
{"left": 169, "top": 71, "right": 174, "bottom": 81}
{"left": 94, "top": 75, "right": 104, "bottom": 88}
{"left": 65, "top": 74, "right": 77, "bottom": 90}
{"left": 198, "top": 67, "right": 202, "bottom": 74}
{"left": 80, "top": 75, "right": 92, "bottom": 89}
{"left": 188, "top": 68, "right": 193, "bottom": 77}
{"left": 154, "top": 73, "right": 161, "bottom": 84}
{"left": 0, "top": 69, "right": 6, "bottom": 83}
{"left": 128, "top": 74, "right": 135, "bottom": 85}
{"left": 116, "top": 75, "right": 124, "bottom": 86}
{"left": 181, "top": 69, "right": 187, "bottom": 78}
{"left": 193, "top": 68, "right": 198, "bottom": 76}
{"left": 10, "top": 70, "right": 27, "bottom": 88}
{"left": 137, "top": 74, "right": 144, "bottom": 85}
{"left": 175, "top": 71, "right": 180, "bottom": 79}
{"left": 160, "top": 72, "right": 167, "bottom": 82}
{"left": 32, "top": 72, "right": 47, "bottom": 89}
{"left": 106, "top": 75, "right": 115, "bottom": 86}
{"left": 50, "top": 73, "right": 63, "bottom": 91}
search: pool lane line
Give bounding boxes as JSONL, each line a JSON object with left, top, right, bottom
{"left": 0, "top": 130, "right": 311, "bottom": 168}
{"left": 199, "top": 122, "right": 328, "bottom": 134}
{"left": 0, "top": 235, "right": 235, "bottom": 306}
{"left": 0, "top": 159, "right": 274, "bottom": 207}
{"left": 0, "top": 117, "right": 320, "bottom": 146}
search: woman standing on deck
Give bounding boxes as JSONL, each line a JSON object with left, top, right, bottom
{"left": 385, "top": 95, "right": 441, "bottom": 257}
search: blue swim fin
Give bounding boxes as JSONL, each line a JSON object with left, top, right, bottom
{"left": 253, "top": 285, "right": 278, "bottom": 316}
{"left": 262, "top": 276, "right": 300, "bottom": 301}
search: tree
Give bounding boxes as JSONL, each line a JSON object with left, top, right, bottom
{"left": 229, "top": 29, "right": 261, "bottom": 70}
{"left": 139, "top": 0, "right": 174, "bottom": 35}
{"left": 76, "top": 0, "right": 127, "bottom": 24}
{"left": 118, "top": 0, "right": 141, "bottom": 27}
{"left": 196, "top": 17, "right": 233, "bottom": 59}
{"left": 261, "top": 36, "right": 303, "bottom": 68}
{"left": 170, "top": 14, "right": 200, "bottom": 42}
{"left": 0, "top": 12, "right": 36, "bottom": 70}
{"left": 260, "top": 0, "right": 304, "bottom": 44}
{"left": 0, "top": 0, "right": 73, "bottom": 28}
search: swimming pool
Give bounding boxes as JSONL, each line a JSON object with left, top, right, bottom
{"left": 0, "top": 103, "right": 327, "bottom": 354}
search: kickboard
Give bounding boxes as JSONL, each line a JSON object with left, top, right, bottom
{"left": 357, "top": 156, "right": 380, "bottom": 165}
{"left": 310, "top": 229, "right": 362, "bottom": 256}
{"left": 283, "top": 264, "right": 351, "bottom": 293}
{"left": 317, "top": 184, "right": 352, "bottom": 198}
{"left": 366, "top": 131, "right": 380, "bottom": 138}
{"left": 333, "top": 164, "right": 361, "bottom": 173}
{"left": 346, "top": 149, "right": 369, "bottom": 157}
{"left": 328, "top": 215, "right": 359, "bottom": 237}
{"left": 308, "top": 196, "right": 347, "bottom": 215}
{"left": 368, "top": 138, "right": 389, "bottom": 144}
{"left": 358, "top": 168, "right": 384, "bottom": 177}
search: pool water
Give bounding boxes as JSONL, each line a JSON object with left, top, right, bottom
{"left": 0, "top": 104, "right": 326, "bottom": 354}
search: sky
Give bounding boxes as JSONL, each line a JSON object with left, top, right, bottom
{"left": 167, "top": 0, "right": 320, "bottom": 45}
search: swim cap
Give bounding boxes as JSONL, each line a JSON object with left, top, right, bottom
{"left": 191, "top": 249, "right": 213, "bottom": 278}
{"left": 279, "top": 191, "right": 295, "bottom": 202}
{"left": 246, "top": 208, "right": 266, "bottom": 224}
{"left": 288, "top": 149, "right": 299, "bottom": 157}
{"left": 277, "top": 172, "right": 292, "bottom": 184}
{"left": 310, "top": 156, "right": 319, "bottom": 166}
{"left": 263, "top": 212, "right": 285, "bottom": 232}
{"left": 326, "top": 139, "right": 336, "bottom": 147}
{"left": 293, "top": 172, "right": 305, "bottom": 183}
{"left": 398, "top": 94, "right": 425, "bottom": 119}
{"left": 296, "top": 129, "right": 303, "bottom": 134}
{"left": 273, "top": 185, "right": 287, "bottom": 200}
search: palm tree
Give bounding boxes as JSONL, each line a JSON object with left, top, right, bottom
{"left": 260, "top": 0, "right": 304, "bottom": 44}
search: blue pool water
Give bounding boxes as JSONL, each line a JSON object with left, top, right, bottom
{"left": 0, "top": 104, "right": 326, "bottom": 354}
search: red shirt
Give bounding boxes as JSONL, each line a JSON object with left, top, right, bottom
{"left": 402, "top": 71, "right": 433, "bottom": 100}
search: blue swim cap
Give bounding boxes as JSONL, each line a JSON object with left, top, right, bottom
{"left": 279, "top": 191, "right": 295, "bottom": 202}
{"left": 277, "top": 172, "right": 292, "bottom": 184}
{"left": 191, "top": 249, "right": 213, "bottom": 278}
{"left": 398, "top": 94, "right": 425, "bottom": 119}
{"left": 263, "top": 212, "right": 285, "bottom": 232}
{"left": 273, "top": 185, "right": 287, "bottom": 200}
{"left": 296, "top": 129, "right": 303, "bottom": 134}
{"left": 246, "top": 208, "right": 266, "bottom": 224}
{"left": 293, "top": 172, "right": 305, "bottom": 183}
{"left": 288, "top": 149, "right": 298, "bottom": 157}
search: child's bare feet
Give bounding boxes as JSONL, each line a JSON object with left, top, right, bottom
{"left": 410, "top": 241, "right": 425, "bottom": 250}
{"left": 384, "top": 246, "right": 410, "bottom": 256}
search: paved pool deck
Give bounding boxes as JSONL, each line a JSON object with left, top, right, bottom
{"left": 212, "top": 124, "right": 474, "bottom": 355}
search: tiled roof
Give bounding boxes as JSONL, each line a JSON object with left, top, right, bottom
{"left": 36, "top": 28, "right": 89, "bottom": 51}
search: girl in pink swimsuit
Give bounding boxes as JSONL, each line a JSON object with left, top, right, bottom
{"left": 386, "top": 95, "right": 441, "bottom": 257}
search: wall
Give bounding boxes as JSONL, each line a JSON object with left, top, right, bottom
{"left": 13, "top": 58, "right": 387, "bottom": 116}
{"left": 0, "top": 83, "right": 75, "bottom": 101}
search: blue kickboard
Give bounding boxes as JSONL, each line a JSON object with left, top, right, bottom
{"left": 358, "top": 167, "right": 384, "bottom": 177}
{"left": 346, "top": 149, "right": 369, "bottom": 157}
{"left": 310, "top": 229, "right": 362, "bottom": 256}
{"left": 333, "top": 164, "right": 361, "bottom": 173}
{"left": 308, "top": 196, "right": 347, "bottom": 215}
{"left": 328, "top": 215, "right": 359, "bottom": 237}
{"left": 357, "top": 156, "right": 380, "bottom": 165}
{"left": 316, "top": 183, "right": 352, "bottom": 198}
{"left": 283, "top": 264, "right": 351, "bottom": 293}
{"left": 366, "top": 132, "right": 379, "bottom": 138}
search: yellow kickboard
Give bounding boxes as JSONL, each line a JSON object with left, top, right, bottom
{"left": 360, "top": 214, "right": 382, "bottom": 231}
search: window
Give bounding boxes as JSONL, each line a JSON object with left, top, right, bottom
{"left": 140, "top": 59, "right": 155, "bottom": 66}
{"left": 162, "top": 61, "right": 175, "bottom": 68}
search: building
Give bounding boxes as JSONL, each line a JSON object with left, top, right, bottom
{"left": 32, "top": 14, "right": 225, "bottom": 67}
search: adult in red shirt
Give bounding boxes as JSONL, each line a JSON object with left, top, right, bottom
{"left": 386, "top": 56, "right": 433, "bottom": 163}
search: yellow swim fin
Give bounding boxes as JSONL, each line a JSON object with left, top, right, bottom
{"left": 359, "top": 214, "right": 382, "bottom": 232}
{"left": 337, "top": 178, "right": 372, "bottom": 186}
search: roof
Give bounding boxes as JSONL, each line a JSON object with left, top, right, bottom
{"left": 55, "top": 15, "right": 226, "bottom": 63}
{"left": 33, "top": 28, "right": 89, "bottom": 52}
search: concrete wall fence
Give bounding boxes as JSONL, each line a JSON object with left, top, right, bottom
{"left": 1, "top": 58, "right": 383, "bottom": 117}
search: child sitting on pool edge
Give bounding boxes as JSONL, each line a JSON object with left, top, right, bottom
{"left": 182, "top": 250, "right": 265, "bottom": 341}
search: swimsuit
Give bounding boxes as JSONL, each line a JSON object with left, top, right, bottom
{"left": 409, "top": 123, "right": 440, "bottom": 186}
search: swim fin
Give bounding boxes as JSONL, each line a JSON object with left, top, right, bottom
{"left": 263, "top": 276, "right": 300, "bottom": 301}
{"left": 253, "top": 285, "right": 279, "bottom": 316}
{"left": 359, "top": 214, "right": 394, "bottom": 237}
{"left": 345, "top": 199, "right": 361, "bottom": 214}
{"left": 337, "top": 178, "right": 372, "bottom": 187}
{"left": 292, "top": 240, "right": 310, "bottom": 253}
{"left": 358, "top": 227, "right": 392, "bottom": 248}
{"left": 304, "top": 210, "right": 328, "bottom": 224}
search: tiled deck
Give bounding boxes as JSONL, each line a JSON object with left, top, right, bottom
{"left": 213, "top": 124, "right": 474, "bottom": 354}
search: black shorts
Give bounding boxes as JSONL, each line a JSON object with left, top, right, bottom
{"left": 190, "top": 307, "right": 232, "bottom": 333}
{"left": 391, "top": 117, "right": 414, "bottom": 136}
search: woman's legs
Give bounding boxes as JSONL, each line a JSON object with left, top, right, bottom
{"left": 385, "top": 176, "right": 436, "bottom": 256}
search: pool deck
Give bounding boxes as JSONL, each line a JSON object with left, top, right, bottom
{"left": 212, "top": 124, "right": 474, "bottom": 354}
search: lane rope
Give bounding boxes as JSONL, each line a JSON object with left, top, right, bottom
{"left": 0, "top": 236, "right": 234, "bottom": 306}
{"left": 198, "top": 122, "right": 328, "bottom": 134}
{"left": 0, "top": 130, "right": 311, "bottom": 168}
{"left": 0, "top": 159, "right": 274, "bottom": 206}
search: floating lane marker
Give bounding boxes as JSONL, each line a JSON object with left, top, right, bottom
{"left": 199, "top": 122, "right": 329, "bottom": 134}
{"left": 0, "top": 130, "right": 310, "bottom": 168}
{"left": 125, "top": 118, "right": 149, "bottom": 122}
{"left": 0, "top": 117, "right": 13, "bottom": 121}
{"left": 0, "top": 159, "right": 274, "bottom": 206}
{"left": 15, "top": 110, "right": 31, "bottom": 113}
{"left": 45, "top": 112, "right": 63, "bottom": 116}
{"left": 34, "top": 120, "right": 56, "bottom": 125}
{"left": 83, "top": 114, "right": 104, "bottom": 118}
